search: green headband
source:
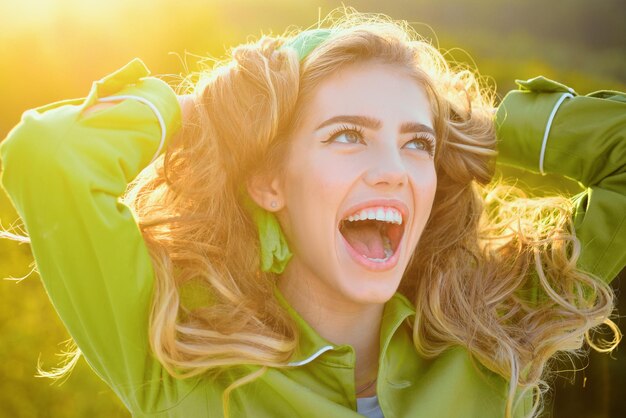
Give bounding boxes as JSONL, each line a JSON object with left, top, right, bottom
{"left": 246, "top": 28, "right": 334, "bottom": 274}
{"left": 280, "top": 28, "right": 335, "bottom": 61}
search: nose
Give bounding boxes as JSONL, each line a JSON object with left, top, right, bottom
{"left": 363, "top": 147, "right": 408, "bottom": 189}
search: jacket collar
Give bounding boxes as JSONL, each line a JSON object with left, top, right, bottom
{"left": 273, "top": 285, "right": 416, "bottom": 367}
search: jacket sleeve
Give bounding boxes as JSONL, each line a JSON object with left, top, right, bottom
{"left": 495, "top": 76, "right": 626, "bottom": 284}
{"left": 0, "top": 59, "right": 201, "bottom": 414}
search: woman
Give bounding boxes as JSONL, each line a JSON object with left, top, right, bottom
{"left": 0, "top": 10, "right": 623, "bottom": 418}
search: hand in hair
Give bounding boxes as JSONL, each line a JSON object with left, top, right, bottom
{"left": 172, "top": 94, "right": 195, "bottom": 143}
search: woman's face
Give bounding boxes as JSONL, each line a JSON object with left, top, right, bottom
{"left": 275, "top": 62, "right": 437, "bottom": 306}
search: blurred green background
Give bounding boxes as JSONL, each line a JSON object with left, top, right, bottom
{"left": 0, "top": 1, "right": 624, "bottom": 417}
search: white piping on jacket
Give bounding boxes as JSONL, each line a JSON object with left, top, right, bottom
{"left": 97, "top": 95, "right": 167, "bottom": 165}
{"left": 539, "top": 92, "right": 574, "bottom": 175}
{"left": 287, "top": 345, "right": 334, "bottom": 367}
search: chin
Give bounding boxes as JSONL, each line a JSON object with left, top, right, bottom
{"left": 338, "top": 273, "right": 403, "bottom": 305}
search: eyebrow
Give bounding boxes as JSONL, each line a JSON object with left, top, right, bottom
{"left": 315, "top": 115, "right": 436, "bottom": 136}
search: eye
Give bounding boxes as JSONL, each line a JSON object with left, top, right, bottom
{"left": 404, "top": 135, "right": 436, "bottom": 157}
{"left": 321, "top": 124, "right": 366, "bottom": 145}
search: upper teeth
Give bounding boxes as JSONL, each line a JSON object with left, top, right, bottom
{"left": 345, "top": 207, "right": 403, "bottom": 225}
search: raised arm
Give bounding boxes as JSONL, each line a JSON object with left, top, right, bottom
{"left": 0, "top": 59, "right": 201, "bottom": 414}
{"left": 495, "top": 77, "right": 626, "bottom": 283}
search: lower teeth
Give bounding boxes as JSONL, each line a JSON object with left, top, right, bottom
{"left": 363, "top": 236, "right": 394, "bottom": 263}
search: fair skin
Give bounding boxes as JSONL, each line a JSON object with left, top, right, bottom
{"left": 249, "top": 62, "right": 438, "bottom": 396}
{"left": 86, "top": 63, "right": 438, "bottom": 397}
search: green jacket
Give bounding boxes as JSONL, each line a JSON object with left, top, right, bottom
{"left": 1, "top": 59, "right": 624, "bottom": 418}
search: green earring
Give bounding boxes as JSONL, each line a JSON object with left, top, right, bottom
{"left": 242, "top": 193, "right": 292, "bottom": 274}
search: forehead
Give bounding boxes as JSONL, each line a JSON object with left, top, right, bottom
{"left": 303, "top": 62, "right": 433, "bottom": 129}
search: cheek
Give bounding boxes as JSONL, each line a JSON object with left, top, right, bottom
{"left": 409, "top": 163, "right": 438, "bottom": 194}
{"left": 283, "top": 153, "right": 362, "bottom": 263}
{"left": 407, "top": 164, "right": 438, "bottom": 223}
{"left": 287, "top": 153, "right": 354, "bottom": 204}
{"left": 283, "top": 156, "right": 348, "bottom": 239}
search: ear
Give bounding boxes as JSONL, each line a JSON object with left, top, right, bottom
{"left": 246, "top": 173, "right": 284, "bottom": 212}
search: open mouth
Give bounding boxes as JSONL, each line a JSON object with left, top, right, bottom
{"left": 338, "top": 206, "right": 405, "bottom": 268}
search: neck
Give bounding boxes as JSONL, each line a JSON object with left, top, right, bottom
{"left": 277, "top": 272, "right": 384, "bottom": 391}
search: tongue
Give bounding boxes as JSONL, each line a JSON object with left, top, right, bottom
{"left": 342, "top": 222, "right": 386, "bottom": 259}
